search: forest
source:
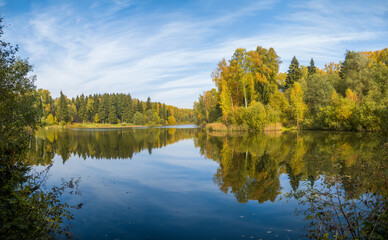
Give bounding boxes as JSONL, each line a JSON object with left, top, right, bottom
{"left": 194, "top": 47, "right": 388, "bottom": 132}
{"left": 38, "top": 90, "right": 195, "bottom": 126}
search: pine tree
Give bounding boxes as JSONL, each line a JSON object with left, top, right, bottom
{"left": 285, "top": 56, "right": 302, "bottom": 89}
{"left": 308, "top": 58, "right": 317, "bottom": 75}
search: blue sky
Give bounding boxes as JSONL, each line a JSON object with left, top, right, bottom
{"left": 1, "top": 0, "right": 387, "bottom": 108}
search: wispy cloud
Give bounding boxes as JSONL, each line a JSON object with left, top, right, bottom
{"left": 3, "top": 0, "right": 387, "bottom": 107}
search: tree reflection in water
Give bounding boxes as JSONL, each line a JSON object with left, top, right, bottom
{"left": 30, "top": 128, "right": 387, "bottom": 204}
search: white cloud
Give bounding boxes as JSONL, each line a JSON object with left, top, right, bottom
{"left": 5, "top": 0, "right": 387, "bottom": 108}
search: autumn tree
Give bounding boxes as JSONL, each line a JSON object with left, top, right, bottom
{"left": 290, "top": 82, "right": 308, "bottom": 128}
{"left": 86, "top": 97, "right": 94, "bottom": 122}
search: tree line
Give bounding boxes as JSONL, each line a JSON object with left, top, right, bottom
{"left": 194, "top": 46, "right": 388, "bottom": 131}
{"left": 29, "top": 127, "right": 197, "bottom": 164}
{"left": 38, "top": 90, "right": 195, "bottom": 126}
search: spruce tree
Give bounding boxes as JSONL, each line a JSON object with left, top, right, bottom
{"left": 308, "top": 58, "right": 317, "bottom": 75}
{"left": 146, "top": 97, "right": 152, "bottom": 110}
{"left": 285, "top": 56, "right": 302, "bottom": 89}
{"left": 78, "top": 94, "right": 86, "bottom": 123}
{"left": 58, "top": 91, "right": 70, "bottom": 123}
{"left": 108, "top": 95, "right": 118, "bottom": 124}
{"left": 136, "top": 100, "right": 143, "bottom": 113}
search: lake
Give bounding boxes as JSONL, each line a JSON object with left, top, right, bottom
{"left": 29, "top": 126, "right": 387, "bottom": 240}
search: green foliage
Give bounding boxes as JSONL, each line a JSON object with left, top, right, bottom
{"left": 265, "top": 105, "right": 281, "bottom": 124}
{"left": 285, "top": 56, "right": 302, "bottom": 89}
{"left": 308, "top": 58, "right": 317, "bottom": 75}
{"left": 37, "top": 91, "right": 193, "bottom": 125}
{"left": 133, "top": 111, "right": 145, "bottom": 125}
{"left": 211, "top": 45, "right": 281, "bottom": 117}
{"left": 145, "top": 109, "right": 159, "bottom": 124}
{"left": 0, "top": 18, "right": 73, "bottom": 239}
{"left": 243, "top": 102, "right": 267, "bottom": 131}
{"left": 57, "top": 91, "right": 70, "bottom": 123}
{"left": 305, "top": 74, "right": 335, "bottom": 114}
{"left": 340, "top": 51, "right": 376, "bottom": 97}
{"left": 193, "top": 89, "right": 222, "bottom": 124}
{"left": 197, "top": 46, "right": 388, "bottom": 132}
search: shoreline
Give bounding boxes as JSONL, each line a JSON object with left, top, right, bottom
{"left": 41, "top": 122, "right": 196, "bottom": 129}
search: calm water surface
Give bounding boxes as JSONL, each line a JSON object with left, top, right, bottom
{"left": 29, "top": 126, "right": 387, "bottom": 240}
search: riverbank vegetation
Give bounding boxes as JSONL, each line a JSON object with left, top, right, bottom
{"left": 38, "top": 90, "right": 194, "bottom": 127}
{"left": 194, "top": 46, "right": 388, "bottom": 132}
{"left": 0, "top": 18, "right": 74, "bottom": 239}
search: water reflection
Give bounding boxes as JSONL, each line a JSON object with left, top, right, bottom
{"left": 30, "top": 127, "right": 197, "bottom": 163}
{"left": 30, "top": 127, "right": 387, "bottom": 203}
{"left": 195, "top": 131, "right": 387, "bottom": 202}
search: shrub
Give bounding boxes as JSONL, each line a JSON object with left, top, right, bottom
{"left": 243, "top": 102, "right": 267, "bottom": 132}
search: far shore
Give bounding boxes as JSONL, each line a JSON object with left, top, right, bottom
{"left": 41, "top": 122, "right": 197, "bottom": 129}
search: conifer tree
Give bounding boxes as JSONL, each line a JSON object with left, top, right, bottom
{"left": 78, "top": 94, "right": 86, "bottom": 123}
{"left": 58, "top": 91, "right": 70, "bottom": 123}
{"left": 146, "top": 97, "right": 152, "bottom": 110}
{"left": 136, "top": 100, "right": 143, "bottom": 113}
{"left": 108, "top": 95, "right": 118, "bottom": 124}
{"left": 285, "top": 56, "right": 302, "bottom": 89}
{"left": 308, "top": 58, "right": 317, "bottom": 75}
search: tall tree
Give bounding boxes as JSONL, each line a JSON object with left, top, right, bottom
{"left": 57, "top": 91, "right": 70, "bottom": 123}
{"left": 108, "top": 95, "right": 118, "bottom": 124}
{"left": 290, "top": 82, "right": 308, "bottom": 129}
{"left": 308, "top": 58, "right": 317, "bottom": 75}
{"left": 285, "top": 56, "right": 302, "bottom": 89}
{"left": 86, "top": 97, "right": 94, "bottom": 122}
{"left": 146, "top": 97, "right": 152, "bottom": 110}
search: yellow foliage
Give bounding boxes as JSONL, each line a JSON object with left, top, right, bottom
{"left": 168, "top": 116, "right": 176, "bottom": 125}
{"left": 345, "top": 89, "right": 359, "bottom": 103}
{"left": 330, "top": 91, "right": 340, "bottom": 105}
{"left": 361, "top": 48, "right": 388, "bottom": 67}
{"left": 323, "top": 61, "right": 341, "bottom": 74}
{"left": 290, "top": 82, "right": 308, "bottom": 128}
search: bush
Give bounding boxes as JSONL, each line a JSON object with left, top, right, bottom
{"left": 243, "top": 102, "right": 267, "bottom": 132}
